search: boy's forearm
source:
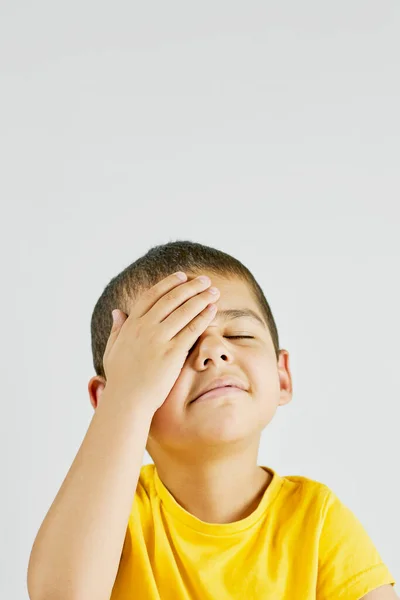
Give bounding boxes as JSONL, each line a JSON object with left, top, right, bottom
{"left": 27, "top": 390, "right": 154, "bottom": 600}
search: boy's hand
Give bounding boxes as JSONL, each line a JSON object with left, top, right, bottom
{"left": 102, "top": 272, "right": 220, "bottom": 414}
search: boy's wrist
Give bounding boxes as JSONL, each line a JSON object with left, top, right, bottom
{"left": 102, "top": 384, "right": 156, "bottom": 420}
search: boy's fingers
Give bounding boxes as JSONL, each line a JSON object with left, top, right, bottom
{"left": 134, "top": 272, "right": 189, "bottom": 318}
{"left": 112, "top": 309, "right": 125, "bottom": 328}
{"left": 104, "top": 310, "right": 127, "bottom": 357}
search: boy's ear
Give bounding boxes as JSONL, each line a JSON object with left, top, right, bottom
{"left": 88, "top": 376, "right": 107, "bottom": 410}
{"left": 277, "top": 349, "right": 293, "bottom": 407}
{"left": 278, "top": 388, "right": 293, "bottom": 407}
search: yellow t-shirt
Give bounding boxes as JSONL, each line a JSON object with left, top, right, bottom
{"left": 111, "top": 464, "right": 396, "bottom": 600}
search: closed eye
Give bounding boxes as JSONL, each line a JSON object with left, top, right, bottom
{"left": 187, "top": 335, "right": 254, "bottom": 356}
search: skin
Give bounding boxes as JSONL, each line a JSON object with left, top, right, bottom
{"left": 360, "top": 585, "right": 398, "bottom": 599}
{"left": 90, "top": 272, "right": 293, "bottom": 524}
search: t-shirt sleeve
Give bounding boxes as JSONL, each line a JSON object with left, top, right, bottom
{"left": 316, "top": 488, "right": 396, "bottom": 600}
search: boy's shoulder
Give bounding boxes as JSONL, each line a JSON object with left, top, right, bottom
{"left": 272, "top": 468, "right": 336, "bottom": 512}
{"left": 281, "top": 472, "right": 331, "bottom": 491}
{"left": 269, "top": 464, "right": 330, "bottom": 488}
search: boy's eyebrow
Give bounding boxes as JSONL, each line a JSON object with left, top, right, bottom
{"left": 215, "top": 308, "right": 266, "bottom": 328}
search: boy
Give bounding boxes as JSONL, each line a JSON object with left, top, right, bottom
{"left": 27, "top": 240, "right": 397, "bottom": 600}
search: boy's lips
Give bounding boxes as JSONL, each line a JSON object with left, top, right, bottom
{"left": 191, "top": 386, "right": 246, "bottom": 404}
{"left": 190, "top": 376, "right": 248, "bottom": 404}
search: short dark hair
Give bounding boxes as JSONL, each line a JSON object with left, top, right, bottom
{"left": 90, "top": 240, "right": 280, "bottom": 379}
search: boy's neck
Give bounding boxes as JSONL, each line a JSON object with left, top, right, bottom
{"left": 155, "top": 462, "right": 272, "bottom": 524}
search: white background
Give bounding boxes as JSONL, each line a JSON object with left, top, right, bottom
{"left": 1, "top": 1, "right": 399, "bottom": 598}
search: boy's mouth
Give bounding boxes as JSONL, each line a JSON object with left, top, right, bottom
{"left": 190, "top": 385, "right": 244, "bottom": 404}
{"left": 189, "top": 375, "right": 248, "bottom": 404}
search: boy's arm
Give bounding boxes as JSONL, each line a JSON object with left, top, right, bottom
{"left": 27, "top": 389, "right": 153, "bottom": 600}
{"left": 360, "top": 584, "right": 398, "bottom": 599}
{"left": 27, "top": 272, "right": 218, "bottom": 600}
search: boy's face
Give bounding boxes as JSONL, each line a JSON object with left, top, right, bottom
{"left": 146, "top": 272, "right": 292, "bottom": 459}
